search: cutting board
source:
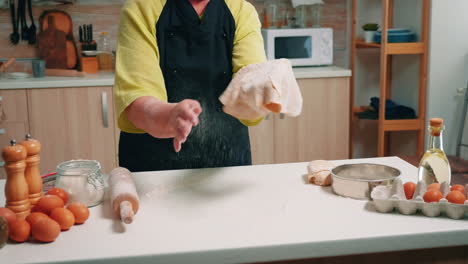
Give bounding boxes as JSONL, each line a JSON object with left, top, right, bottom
{"left": 38, "top": 10, "right": 78, "bottom": 69}
{"left": 38, "top": 16, "right": 68, "bottom": 69}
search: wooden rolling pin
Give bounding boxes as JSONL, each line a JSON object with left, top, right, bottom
{"left": 109, "top": 167, "right": 139, "bottom": 224}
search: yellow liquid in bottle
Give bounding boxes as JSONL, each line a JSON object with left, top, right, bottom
{"left": 418, "top": 149, "right": 451, "bottom": 185}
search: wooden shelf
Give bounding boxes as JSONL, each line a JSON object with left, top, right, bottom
{"left": 386, "top": 42, "right": 425, "bottom": 55}
{"left": 350, "top": 0, "right": 430, "bottom": 157}
{"left": 353, "top": 118, "right": 423, "bottom": 131}
{"left": 383, "top": 119, "right": 423, "bottom": 131}
{"left": 355, "top": 39, "right": 425, "bottom": 55}
{"left": 355, "top": 39, "right": 381, "bottom": 48}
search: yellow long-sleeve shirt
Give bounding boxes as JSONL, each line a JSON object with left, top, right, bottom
{"left": 114, "top": 0, "right": 266, "bottom": 133}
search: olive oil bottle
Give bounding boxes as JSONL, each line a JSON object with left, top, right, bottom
{"left": 418, "top": 118, "right": 451, "bottom": 185}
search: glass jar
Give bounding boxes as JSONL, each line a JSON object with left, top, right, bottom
{"left": 55, "top": 160, "right": 105, "bottom": 207}
{"left": 294, "top": 5, "right": 306, "bottom": 28}
{"left": 310, "top": 4, "right": 322, "bottom": 28}
{"left": 97, "top": 32, "right": 113, "bottom": 71}
{"left": 264, "top": 0, "right": 278, "bottom": 29}
{"left": 1, "top": 59, "right": 32, "bottom": 79}
{"left": 293, "top": 4, "right": 322, "bottom": 28}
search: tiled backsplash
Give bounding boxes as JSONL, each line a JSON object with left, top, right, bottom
{"left": 0, "top": 0, "right": 347, "bottom": 66}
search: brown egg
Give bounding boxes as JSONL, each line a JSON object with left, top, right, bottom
{"left": 31, "top": 217, "right": 60, "bottom": 243}
{"left": 9, "top": 219, "right": 30, "bottom": 243}
{"left": 450, "top": 184, "right": 465, "bottom": 194}
{"left": 423, "top": 189, "right": 443, "bottom": 203}
{"left": 0, "top": 217, "right": 8, "bottom": 247}
{"left": 35, "top": 195, "right": 65, "bottom": 215}
{"left": 446, "top": 190, "right": 466, "bottom": 204}
{"left": 26, "top": 212, "right": 49, "bottom": 226}
{"left": 0, "top": 207, "right": 16, "bottom": 226}
{"left": 66, "top": 203, "right": 89, "bottom": 224}
{"left": 46, "top": 188, "right": 69, "bottom": 205}
{"left": 50, "top": 208, "right": 75, "bottom": 231}
{"left": 403, "top": 182, "right": 417, "bottom": 200}
{"left": 427, "top": 183, "right": 441, "bottom": 191}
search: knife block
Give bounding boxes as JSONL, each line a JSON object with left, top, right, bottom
{"left": 81, "top": 57, "right": 98, "bottom": 74}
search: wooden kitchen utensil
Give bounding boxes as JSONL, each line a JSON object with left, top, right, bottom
{"left": 3, "top": 140, "right": 30, "bottom": 220}
{"left": 109, "top": 167, "right": 140, "bottom": 224}
{"left": 80, "top": 57, "right": 98, "bottom": 74}
{"left": 45, "top": 69, "right": 85, "bottom": 77}
{"left": 38, "top": 10, "right": 79, "bottom": 70}
{"left": 19, "top": 134, "right": 42, "bottom": 207}
{"left": 37, "top": 16, "right": 68, "bottom": 69}
{"left": 0, "top": 58, "right": 16, "bottom": 73}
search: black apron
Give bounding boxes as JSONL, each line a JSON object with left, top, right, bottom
{"left": 119, "top": 0, "right": 252, "bottom": 172}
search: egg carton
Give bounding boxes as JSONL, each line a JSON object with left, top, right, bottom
{"left": 371, "top": 178, "right": 468, "bottom": 220}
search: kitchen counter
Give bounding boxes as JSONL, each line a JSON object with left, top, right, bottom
{"left": 0, "top": 66, "right": 350, "bottom": 90}
{"left": 3, "top": 157, "right": 466, "bottom": 264}
{"left": 0, "top": 72, "right": 115, "bottom": 89}
{"left": 293, "top": 66, "right": 351, "bottom": 79}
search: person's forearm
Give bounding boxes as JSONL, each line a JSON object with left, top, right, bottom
{"left": 125, "top": 96, "right": 176, "bottom": 138}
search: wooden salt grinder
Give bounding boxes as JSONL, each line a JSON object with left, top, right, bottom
{"left": 3, "top": 139, "right": 30, "bottom": 220}
{"left": 19, "top": 134, "right": 43, "bottom": 207}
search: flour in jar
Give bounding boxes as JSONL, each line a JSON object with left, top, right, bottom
{"left": 55, "top": 175, "right": 104, "bottom": 206}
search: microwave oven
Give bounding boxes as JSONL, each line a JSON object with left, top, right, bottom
{"left": 261, "top": 28, "right": 333, "bottom": 67}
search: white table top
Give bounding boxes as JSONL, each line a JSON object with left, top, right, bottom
{"left": 1, "top": 157, "right": 467, "bottom": 264}
{"left": 0, "top": 66, "right": 350, "bottom": 90}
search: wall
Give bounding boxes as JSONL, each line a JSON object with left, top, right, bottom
{"left": 427, "top": 0, "right": 468, "bottom": 158}
{"left": 352, "top": 0, "right": 381, "bottom": 158}
{"left": 0, "top": 0, "right": 348, "bottom": 67}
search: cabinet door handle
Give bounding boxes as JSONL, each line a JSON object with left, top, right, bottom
{"left": 280, "top": 113, "right": 285, "bottom": 119}
{"left": 0, "top": 96, "right": 6, "bottom": 121}
{"left": 101, "top": 91, "right": 109, "bottom": 128}
{"left": 265, "top": 114, "right": 270, "bottom": 120}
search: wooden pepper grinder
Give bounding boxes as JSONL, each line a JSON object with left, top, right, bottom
{"left": 3, "top": 139, "right": 30, "bottom": 220}
{"left": 19, "top": 134, "right": 42, "bottom": 207}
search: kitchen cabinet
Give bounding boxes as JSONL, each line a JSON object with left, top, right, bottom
{"left": 27, "top": 86, "right": 118, "bottom": 175}
{"left": 249, "top": 114, "right": 275, "bottom": 164}
{"left": 249, "top": 77, "right": 350, "bottom": 164}
{"left": 0, "top": 75, "right": 349, "bottom": 177}
{"left": 0, "top": 90, "right": 30, "bottom": 179}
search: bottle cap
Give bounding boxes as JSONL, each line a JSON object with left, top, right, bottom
{"left": 2, "top": 139, "right": 27, "bottom": 162}
{"left": 430, "top": 118, "right": 443, "bottom": 127}
{"left": 19, "top": 134, "right": 41, "bottom": 156}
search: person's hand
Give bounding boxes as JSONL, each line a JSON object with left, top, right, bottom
{"left": 168, "top": 99, "right": 202, "bottom": 152}
{"left": 125, "top": 97, "right": 202, "bottom": 152}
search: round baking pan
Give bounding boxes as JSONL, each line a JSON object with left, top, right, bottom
{"left": 331, "top": 163, "right": 401, "bottom": 200}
